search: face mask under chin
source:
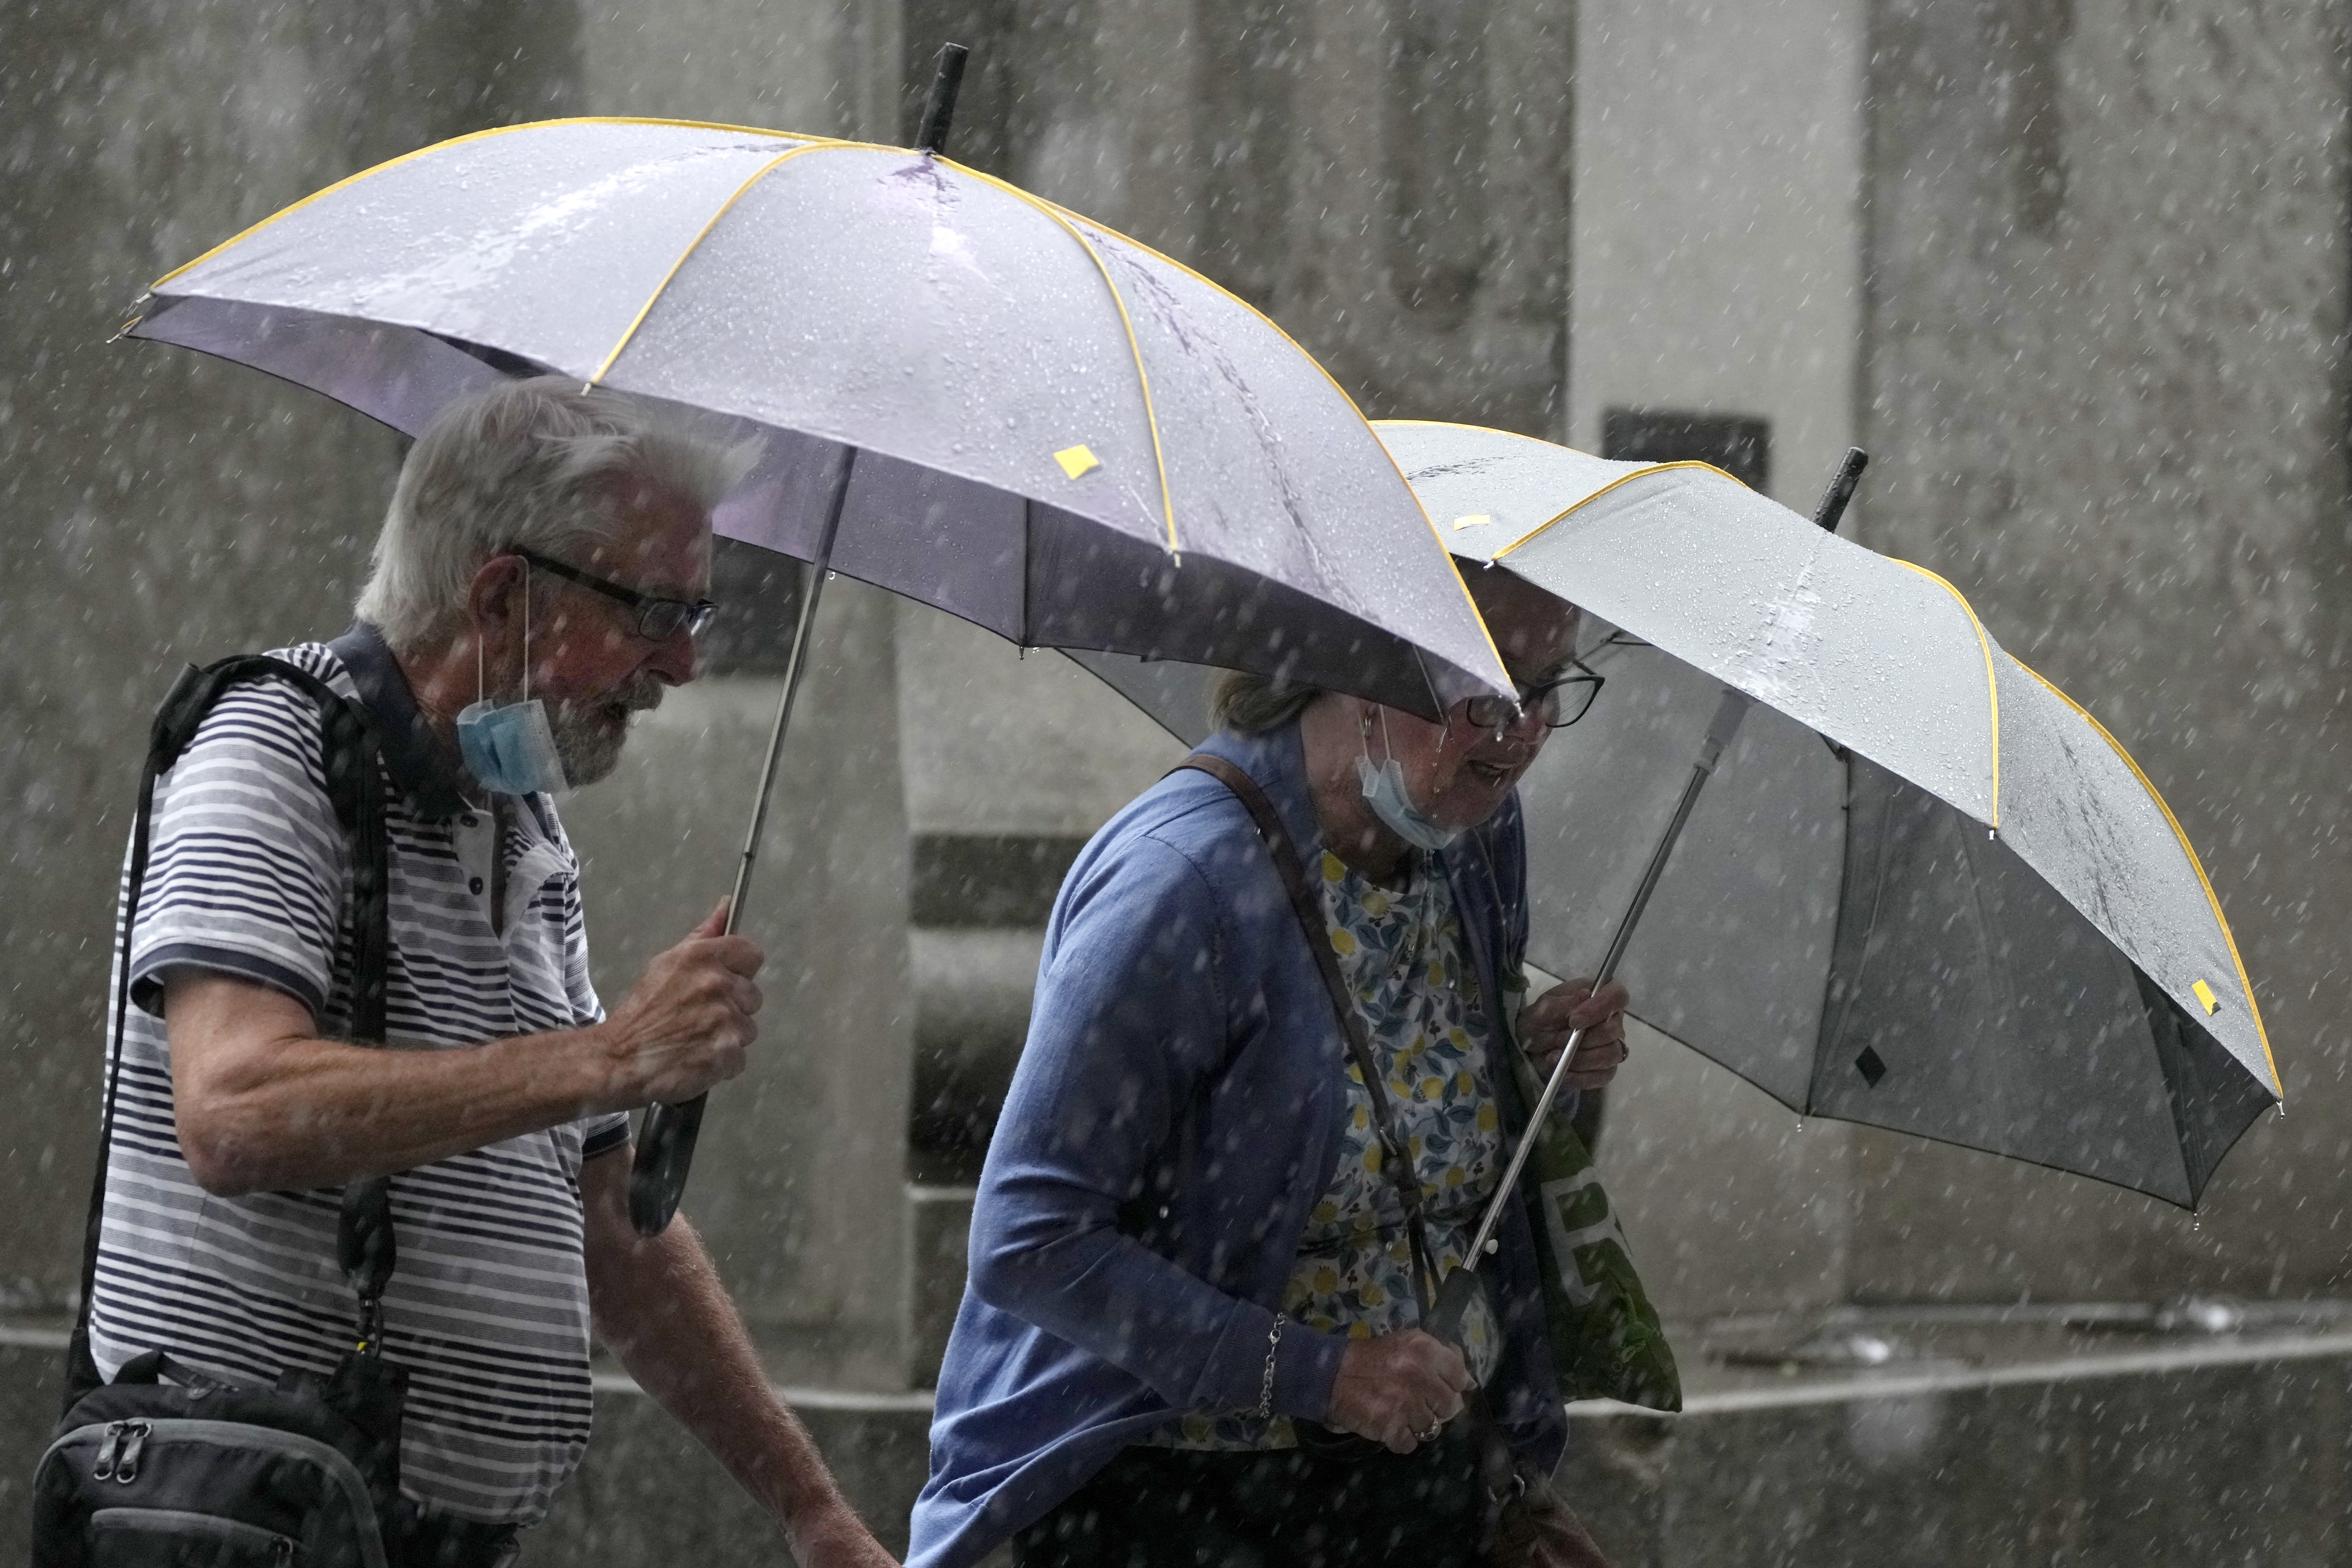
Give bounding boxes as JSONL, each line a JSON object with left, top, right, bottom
{"left": 1355, "top": 713, "right": 1463, "bottom": 853}
{"left": 457, "top": 695, "right": 568, "bottom": 796}
{"left": 455, "top": 572, "right": 572, "bottom": 797}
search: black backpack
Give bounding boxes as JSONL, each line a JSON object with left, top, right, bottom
{"left": 30, "top": 655, "right": 414, "bottom": 1567}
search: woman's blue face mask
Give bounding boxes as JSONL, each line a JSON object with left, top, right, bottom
{"left": 1355, "top": 711, "right": 1461, "bottom": 852}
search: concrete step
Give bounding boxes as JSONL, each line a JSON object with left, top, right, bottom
{"left": 906, "top": 1183, "right": 978, "bottom": 1389}
{"left": 908, "top": 927, "right": 1044, "bottom": 1184}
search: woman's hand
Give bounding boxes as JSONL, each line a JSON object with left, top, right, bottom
{"left": 1519, "top": 977, "right": 1631, "bottom": 1091}
{"left": 1325, "top": 1329, "right": 1474, "bottom": 1454}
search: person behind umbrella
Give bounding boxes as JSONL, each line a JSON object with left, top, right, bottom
{"left": 86, "top": 377, "right": 893, "bottom": 1567}
{"left": 910, "top": 566, "right": 1630, "bottom": 1567}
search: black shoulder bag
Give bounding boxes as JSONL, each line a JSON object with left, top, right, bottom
{"left": 31, "top": 656, "right": 412, "bottom": 1568}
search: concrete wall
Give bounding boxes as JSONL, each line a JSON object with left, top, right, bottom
{"left": 1567, "top": 0, "right": 1867, "bottom": 507}
{"left": 0, "top": 0, "right": 578, "bottom": 1300}
{"left": 1854, "top": 0, "right": 2352, "bottom": 1301}
{"left": 0, "top": 0, "right": 922, "bottom": 1386}
{"left": 903, "top": 0, "right": 1574, "bottom": 434}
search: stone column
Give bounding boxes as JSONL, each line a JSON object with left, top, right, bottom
{"left": 570, "top": 0, "right": 917, "bottom": 1384}
{"left": 1563, "top": 0, "right": 1870, "bottom": 1320}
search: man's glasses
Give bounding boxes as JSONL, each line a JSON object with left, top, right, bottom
{"left": 511, "top": 547, "right": 718, "bottom": 641}
{"left": 1461, "top": 662, "right": 1605, "bottom": 732}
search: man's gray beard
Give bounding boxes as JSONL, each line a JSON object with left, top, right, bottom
{"left": 547, "top": 673, "right": 664, "bottom": 788}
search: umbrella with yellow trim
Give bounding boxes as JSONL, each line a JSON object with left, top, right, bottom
{"left": 116, "top": 54, "right": 1514, "bottom": 1232}
{"left": 1086, "top": 421, "right": 2280, "bottom": 1209}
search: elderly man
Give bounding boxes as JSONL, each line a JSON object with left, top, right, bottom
{"left": 84, "top": 377, "right": 893, "bottom": 1566}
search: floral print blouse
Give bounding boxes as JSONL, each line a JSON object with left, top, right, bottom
{"left": 1154, "top": 849, "right": 1506, "bottom": 1451}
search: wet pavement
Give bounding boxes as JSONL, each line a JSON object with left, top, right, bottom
{"left": 13, "top": 1301, "right": 2352, "bottom": 1563}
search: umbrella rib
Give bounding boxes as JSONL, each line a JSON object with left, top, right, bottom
{"left": 149, "top": 116, "right": 863, "bottom": 293}
{"left": 2011, "top": 658, "right": 2281, "bottom": 1095}
{"left": 1816, "top": 756, "right": 1889, "bottom": 1114}
{"left": 1006, "top": 210, "right": 1512, "bottom": 685}
{"left": 1488, "top": 461, "right": 1753, "bottom": 562}
{"left": 1887, "top": 560, "right": 2002, "bottom": 831}
{"left": 1374, "top": 417, "right": 1604, "bottom": 462}
{"left": 587, "top": 142, "right": 840, "bottom": 387}
{"left": 935, "top": 160, "right": 1178, "bottom": 557}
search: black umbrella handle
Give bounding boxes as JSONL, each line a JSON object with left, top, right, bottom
{"left": 628, "top": 446, "right": 860, "bottom": 1237}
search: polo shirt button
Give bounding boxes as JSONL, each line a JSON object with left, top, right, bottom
{"left": 469, "top": 877, "right": 485, "bottom": 895}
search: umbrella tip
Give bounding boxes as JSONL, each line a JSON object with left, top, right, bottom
{"left": 1810, "top": 447, "right": 1869, "bottom": 534}
{"left": 918, "top": 43, "right": 970, "bottom": 155}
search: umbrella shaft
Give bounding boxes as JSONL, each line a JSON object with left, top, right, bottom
{"left": 1459, "top": 686, "right": 1753, "bottom": 1270}
{"left": 629, "top": 445, "right": 862, "bottom": 1237}
{"left": 725, "top": 447, "right": 859, "bottom": 936}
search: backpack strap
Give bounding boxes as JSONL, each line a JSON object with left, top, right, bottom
{"left": 68, "top": 655, "right": 397, "bottom": 1408}
{"left": 1169, "top": 752, "right": 1442, "bottom": 1317}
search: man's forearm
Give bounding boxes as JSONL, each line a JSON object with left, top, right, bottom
{"left": 166, "top": 972, "right": 615, "bottom": 1193}
{"left": 583, "top": 1157, "right": 889, "bottom": 1566}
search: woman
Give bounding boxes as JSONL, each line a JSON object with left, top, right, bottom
{"left": 911, "top": 568, "right": 1629, "bottom": 1568}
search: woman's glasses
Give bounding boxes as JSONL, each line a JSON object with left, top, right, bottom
{"left": 1460, "top": 661, "right": 1605, "bottom": 732}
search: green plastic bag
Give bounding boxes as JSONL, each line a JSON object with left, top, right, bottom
{"left": 1507, "top": 1046, "right": 1682, "bottom": 1413}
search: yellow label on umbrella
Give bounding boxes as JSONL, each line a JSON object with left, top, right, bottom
{"left": 1452, "top": 513, "right": 1492, "bottom": 529}
{"left": 1055, "top": 445, "right": 1101, "bottom": 479}
{"left": 2192, "top": 979, "right": 2220, "bottom": 1014}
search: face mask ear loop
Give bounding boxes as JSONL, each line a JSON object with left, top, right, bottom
{"left": 475, "top": 630, "right": 485, "bottom": 707}
{"left": 1377, "top": 707, "right": 1400, "bottom": 770}
{"left": 520, "top": 558, "right": 532, "bottom": 705}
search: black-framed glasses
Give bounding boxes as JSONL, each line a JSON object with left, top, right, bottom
{"left": 1461, "top": 661, "right": 1605, "bottom": 732}
{"left": 511, "top": 547, "right": 718, "bottom": 641}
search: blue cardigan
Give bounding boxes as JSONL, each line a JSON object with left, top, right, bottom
{"left": 909, "top": 725, "right": 1569, "bottom": 1568}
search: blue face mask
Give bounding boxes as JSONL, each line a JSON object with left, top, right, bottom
{"left": 456, "top": 565, "right": 569, "bottom": 796}
{"left": 1356, "top": 713, "right": 1462, "bottom": 853}
{"left": 457, "top": 697, "right": 565, "bottom": 796}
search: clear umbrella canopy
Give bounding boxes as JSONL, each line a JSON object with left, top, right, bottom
{"left": 125, "top": 117, "right": 1512, "bottom": 717}
{"left": 123, "top": 114, "right": 1517, "bottom": 1232}
{"left": 1079, "top": 421, "right": 2280, "bottom": 1208}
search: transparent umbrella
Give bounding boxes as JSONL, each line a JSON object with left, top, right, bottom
{"left": 118, "top": 57, "right": 1513, "bottom": 1232}
{"left": 1080, "top": 422, "right": 2281, "bottom": 1215}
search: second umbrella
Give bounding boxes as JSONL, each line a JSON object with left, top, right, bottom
{"left": 1080, "top": 424, "right": 2279, "bottom": 1210}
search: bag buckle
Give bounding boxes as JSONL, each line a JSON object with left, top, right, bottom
{"left": 355, "top": 1294, "right": 385, "bottom": 1358}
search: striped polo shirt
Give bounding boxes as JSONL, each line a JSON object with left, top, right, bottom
{"left": 89, "top": 623, "right": 630, "bottom": 1526}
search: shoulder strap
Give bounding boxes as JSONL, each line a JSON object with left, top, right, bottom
{"left": 68, "top": 656, "right": 397, "bottom": 1406}
{"left": 1170, "top": 753, "right": 1441, "bottom": 1315}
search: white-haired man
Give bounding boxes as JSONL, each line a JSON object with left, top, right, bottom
{"left": 86, "top": 377, "right": 894, "bottom": 1566}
